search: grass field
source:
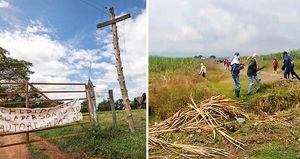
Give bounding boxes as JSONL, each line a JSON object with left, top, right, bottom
{"left": 30, "top": 109, "right": 146, "bottom": 159}
{"left": 149, "top": 51, "right": 300, "bottom": 158}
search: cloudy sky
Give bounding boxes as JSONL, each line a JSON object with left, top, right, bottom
{"left": 0, "top": 0, "right": 146, "bottom": 100}
{"left": 149, "top": 0, "right": 300, "bottom": 57}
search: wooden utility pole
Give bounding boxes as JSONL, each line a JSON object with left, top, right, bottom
{"left": 108, "top": 89, "right": 117, "bottom": 126}
{"left": 97, "top": 7, "right": 134, "bottom": 132}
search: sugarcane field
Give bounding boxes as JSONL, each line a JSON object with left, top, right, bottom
{"left": 149, "top": 51, "right": 300, "bottom": 158}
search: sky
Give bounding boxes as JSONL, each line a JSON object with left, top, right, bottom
{"left": 149, "top": 0, "right": 300, "bottom": 57}
{"left": 0, "top": 0, "right": 146, "bottom": 100}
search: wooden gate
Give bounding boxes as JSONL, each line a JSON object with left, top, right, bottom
{"left": 0, "top": 82, "right": 98, "bottom": 148}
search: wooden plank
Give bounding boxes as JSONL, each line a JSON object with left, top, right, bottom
{"left": 97, "top": 14, "right": 131, "bottom": 28}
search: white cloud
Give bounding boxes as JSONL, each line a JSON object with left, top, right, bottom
{"left": 0, "top": 9, "right": 146, "bottom": 101}
{"left": 0, "top": 0, "right": 10, "bottom": 8}
{"left": 149, "top": 0, "right": 300, "bottom": 57}
{"left": 95, "top": 10, "right": 147, "bottom": 98}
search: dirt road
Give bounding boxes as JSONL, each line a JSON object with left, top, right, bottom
{"left": 0, "top": 133, "right": 80, "bottom": 159}
{"left": 0, "top": 134, "right": 31, "bottom": 159}
{"left": 32, "top": 135, "right": 78, "bottom": 159}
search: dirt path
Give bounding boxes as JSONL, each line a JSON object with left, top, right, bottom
{"left": 0, "top": 134, "right": 80, "bottom": 159}
{"left": 0, "top": 134, "right": 31, "bottom": 159}
{"left": 32, "top": 135, "right": 78, "bottom": 159}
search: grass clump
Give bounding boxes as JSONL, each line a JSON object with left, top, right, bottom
{"left": 28, "top": 144, "right": 50, "bottom": 159}
{"left": 249, "top": 142, "right": 300, "bottom": 159}
{"left": 247, "top": 80, "right": 300, "bottom": 114}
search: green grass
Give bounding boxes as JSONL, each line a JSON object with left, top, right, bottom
{"left": 36, "top": 109, "right": 146, "bottom": 159}
{"left": 149, "top": 56, "right": 201, "bottom": 76}
{"left": 249, "top": 142, "right": 300, "bottom": 159}
{"left": 28, "top": 144, "right": 50, "bottom": 159}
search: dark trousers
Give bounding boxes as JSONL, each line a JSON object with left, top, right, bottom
{"left": 291, "top": 69, "right": 300, "bottom": 80}
{"left": 284, "top": 69, "right": 291, "bottom": 79}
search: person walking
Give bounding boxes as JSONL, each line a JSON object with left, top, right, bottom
{"left": 272, "top": 58, "right": 278, "bottom": 73}
{"left": 246, "top": 54, "right": 264, "bottom": 95}
{"left": 200, "top": 63, "right": 206, "bottom": 77}
{"left": 225, "top": 59, "right": 230, "bottom": 70}
{"left": 230, "top": 52, "right": 244, "bottom": 98}
{"left": 282, "top": 51, "right": 292, "bottom": 79}
{"left": 291, "top": 61, "right": 300, "bottom": 80}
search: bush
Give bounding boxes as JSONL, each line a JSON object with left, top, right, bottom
{"left": 98, "top": 99, "right": 111, "bottom": 111}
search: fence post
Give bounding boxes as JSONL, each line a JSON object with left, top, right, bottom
{"left": 25, "top": 82, "right": 29, "bottom": 143}
{"left": 108, "top": 89, "right": 117, "bottom": 126}
{"left": 86, "top": 79, "right": 99, "bottom": 127}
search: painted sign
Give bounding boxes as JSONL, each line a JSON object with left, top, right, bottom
{"left": 0, "top": 99, "right": 82, "bottom": 133}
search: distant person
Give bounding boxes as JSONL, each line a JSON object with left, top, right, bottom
{"left": 200, "top": 63, "right": 206, "bottom": 77}
{"left": 291, "top": 61, "right": 300, "bottom": 80}
{"left": 282, "top": 51, "right": 292, "bottom": 79}
{"left": 230, "top": 52, "right": 244, "bottom": 98}
{"left": 246, "top": 54, "right": 264, "bottom": 95}
{"left": 272, "top": 58, "right": 278, "bottom": 73}
{"left": 225, "top": 59, "right": 230, "bottom": 70}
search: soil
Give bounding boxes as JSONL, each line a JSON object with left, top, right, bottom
{"left": 0, "top": 134, "right": 79, "bottom": 159}
{"left": 0, "top": 134, "right": 31, "bottom": 159}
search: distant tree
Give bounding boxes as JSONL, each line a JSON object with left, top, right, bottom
{"left": 98, "top": 99, "right": 111, "bottom": 111}
{"left": 0, "top": 47, "right": 34, "bottom": 82}
{"left": 0, "top": 47, "right": 52, "bottom": 108}
{"left": 209, "top": 55, "right": 216, "bottom": 59}
{"left": 81, "top": 100, "right": 89, "bottom": 113}
{"left": 194, "top": 55, "right": 204, "bottom": 59}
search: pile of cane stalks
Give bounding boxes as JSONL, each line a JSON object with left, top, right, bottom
{"left": 149, "top": 95, "right": 247, "bottom": 158}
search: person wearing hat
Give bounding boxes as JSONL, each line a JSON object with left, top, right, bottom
{"left": 230, "top": 52, "right": 244, "bottom": 97}
{"left": 199, "top": 63, "right": 206, "bottom": 77}
{"left": 246, "top": 53, "right": 264, "bottom": 95}
{"left": 282, "top": 51, "right": 292, "bottom": 79}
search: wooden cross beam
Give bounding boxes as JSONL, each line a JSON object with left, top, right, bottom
{"left": 97, "top": 14, "right": 130, "bottom": 28}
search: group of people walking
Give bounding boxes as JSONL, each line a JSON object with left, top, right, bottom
{"left": 230, "top": 51, "right": 299, "bottom": 98}
{"left": 200, "top": 51, "right": 299, "bottom": 98}
{"left": 230, "top": 52, "right": 264, "bottom": 97}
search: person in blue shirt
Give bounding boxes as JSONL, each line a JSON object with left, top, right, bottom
{"left": 230, "top": 52, "right": 244, "bottom": 98}
{"left": 282, "top": 51, "right": 292, "bottom": 79}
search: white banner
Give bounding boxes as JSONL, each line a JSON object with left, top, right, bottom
{"left": 0, "top": 99, "right": 83, "bottom": 133}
